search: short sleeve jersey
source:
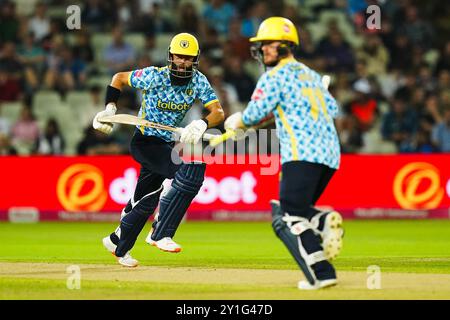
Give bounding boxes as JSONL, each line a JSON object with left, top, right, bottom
{"left": 128, "top": 66, "right": 218, "bottom": 141}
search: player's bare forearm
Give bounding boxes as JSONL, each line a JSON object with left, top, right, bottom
{"left": 110, "top": 71, "right": 131, "bottom": 90}
{"left": 204, "top": 102, "right": 225, "bottom": 128}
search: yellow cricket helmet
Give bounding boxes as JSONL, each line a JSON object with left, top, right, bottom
{"left": 169, "top": 33, "right": 200, "bottom": 57}
{"left": 250, "top": 17, "right": 299, "bottom": 45}
{"left": 167, "top": 33, "right": 200, "bottom": 80}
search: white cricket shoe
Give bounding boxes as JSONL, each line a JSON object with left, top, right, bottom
{"left": 145, "top": 234, "right": 182, "bottom": 253}
{"left": 102, "top": 236, "right": 138, "bottom": 268}
{"left": 298, "top": 278, "right": 337, "bottom": 290}
{"left": 321, "top": 211, "right": 344, "bottom": 261}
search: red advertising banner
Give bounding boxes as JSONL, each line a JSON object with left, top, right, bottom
{"left": 0, "top": 155, "right": 449, "bottom": 221}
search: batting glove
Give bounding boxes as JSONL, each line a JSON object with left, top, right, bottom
{"left": 93, "top": 103, "right": 117, "bottom": 135}
{"left": 180, "top": 119, "right": 208, "bottom": 144}
{"left": 322, "top": 75, "right": 331, "bottom": 90}
{"left": 224, "top": 112, "right": 243, "bottom": 131}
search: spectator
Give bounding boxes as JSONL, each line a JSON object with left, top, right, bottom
{"left": 0, "top": 106, "right": 11, "bottom": 136}
{"left": 44, "top": 46, "right": 87, "bottom": 93}
{"left": 333, "top": 72, "right": 354, "bottom": 107}
{"left": 381, "top": 92, "right": 418, "bottom": 152}
{"left": 240, "top": 2, "right": 268, "bottom": 38}
{"left": 435, "top": 41, "right": 450, "bottom": 74}
{"left": 431, "top": 106, "right": 450, "bottom": 152}
{"left": 77, "top": 127, "right": 124, "bottom": 155}
{"left": 0, "top": 133, "right": 17, "bottom": 155}
{"left": 17, "top": 32, "right": 45, "bottom": 91}
{"left": 0, "top": 42, "right": 24, "bottom": 101}
{"left": 412, "top": 128, "right": 438, "bottom": 153}
{"left": 0, "top": 66, "right": 21, "bottom": 101}
{"left": 11, "top": 103, "right": 40, "bottom": 153}
{"left": 138, "top": 33, "right": 165, "bottom": 66}
{"left": 356, "top": 34, "right": 389, "bottom": 77}
{"left": 437, "top": 70, "right": 450, "bottom": 97}
{"left": 0, "top": 1, "right": 20, "bottom": 43}
{"left": 72, "top": 30, "right": 95, "bottom": 65}
{"left": 40, "top": 20, "right": 64, "bottom": 52}
{"left": 34, "top": 118, "right": 65, "bottom": 155}
{"left": 417, "top": 63, "right": 437, "bottom": 93}
{"left": 27, "top": 2, "right": 50, "bottom": 43}
{"left": 208, "top": 66, "right": 239, "bottom": 114}
{"left": 0, "top": 42, "right": 24, "bottom": 81}
{"left": 281, "top": 4, "right": 301, "bottom": 26}
{"left": 344, "top": 79, "right": 378, "bottom": 132}
{"left": 200, "top": 27, "right": 223, "bottom": 64}
{"left": 202, "top": 0, "right": 236, "bottom": 36}
{"left": 316, "top": 27, "right": 355, "bottom": 73}
{"left": 418, "top": 94, "right": 443, "bottom": 134}
{"left": 177, "top": 2, "right": 200, "bottom": 35}
{"left": 114, "top": 0, "right": 134, "bottom": 30}
{"left": 295, "top": 28, "right": 318, "bottom": 66}
{"left": 81, "top": 0, "right": 110, "bottom": 32}
{"left": 223, "top": 55, "right": 255, "bottom": 103}
{"left": 136, "top": 0, "right": 163, "bottom": 15}
{"left": 398, "top": 6, "right": 434, "bottom": 50}
{"left": 103, "top": 27, "right": 135, "bottom": 75}
{"left": 226, "top": 18, "right": 252, "bottom": 61}
{"left": 339, "top": 114, "right": 364, "bottom": 153}
{"left": 134, "top": 2, "right": 173, "bottom": 34}
{"left": 387, "top": 34, "right": 413, "bottom": 72}
{"left": 147, "top": 3, "right": 174, "bottom": 34}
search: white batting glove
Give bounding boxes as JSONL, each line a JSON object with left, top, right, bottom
{"left": 180, "top": 119, "right": 208, "bottom": 144}
{"left": 322, "top": 75, "right": 331, "bottom": 90}
{"left": 224, "top": 112, "right": 243, "bottom": 131}
{"left": 93, "top": 103, "right": 117, "bottom": 135}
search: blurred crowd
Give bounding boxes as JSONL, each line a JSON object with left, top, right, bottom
{"left": 0, "top": 0, "right": 449, "bottom": 156}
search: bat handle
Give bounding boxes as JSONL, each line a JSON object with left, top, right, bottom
{"left": 202, "top": 132, "right": 221, "bottom": 141}
{"left": 208, "top": 130, "right": 236, "bottom": 147}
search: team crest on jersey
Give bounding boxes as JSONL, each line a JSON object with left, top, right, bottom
{"left": 251, "top": 88, "right": 265, "bottom": 101}
{"left": 186, "top": 89, "right": 193, "bottom": 96}
{"left": 180, "top": 40, "right": 189, "bottom": 48}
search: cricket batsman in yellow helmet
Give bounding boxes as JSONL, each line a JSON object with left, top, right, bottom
{"left": 93, "top": 32, "right": 224, "bottom": 266}
{"left": 224, "top": 17, "right": 344, "bottom": 290}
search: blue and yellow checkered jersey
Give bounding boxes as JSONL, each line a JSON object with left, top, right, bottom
{"left": 242, "top": 57, "right": 341, "bottom": 169}
{"left": 128, "top": 66, "right": 218, "bottom": 141}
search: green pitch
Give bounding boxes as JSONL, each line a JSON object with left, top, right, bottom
{"left": 1, "top": 220, "right": 450, "bottom": 299}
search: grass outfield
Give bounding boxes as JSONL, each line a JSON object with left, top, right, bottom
{"left": 0, "top": 220, "right": 450, "bottom": 299}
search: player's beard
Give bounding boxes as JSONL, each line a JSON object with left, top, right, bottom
{"left": 264, "top": 59, "right": 279, "bottom": 67}
{"left": 169, "top": 63, "right": 193, "bottom": 86}
{"left": 264, "top": 57, "right": 280, "bottom": 67}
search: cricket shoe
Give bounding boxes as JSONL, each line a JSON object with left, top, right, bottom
{"left": 298, "top": 278, "right": 337, "bottom": 290}
{"left": 311, "top": 211, "right": 344, "bottom": 260}
{"left": 145, "top": 233, "right": 182, "bottom": 253}
{"left": 322, "top": 211, "right": 344, "bottom": 260}
{"left": 102, "top": 236, "right": 138, "bottom": 268}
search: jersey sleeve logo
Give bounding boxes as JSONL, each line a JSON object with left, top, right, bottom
{"left": 135, "top": 69, "right": 144, "bottom": 78}
{"left": 251, "top": 88, "right": 265, "bottom": 101}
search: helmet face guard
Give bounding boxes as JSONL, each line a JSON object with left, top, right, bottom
{"left": 167, "top": 51, "right": 199, "bottom": 78}
{"left": 250, "top": 42, "right": 263, "bottom": 64}
{"left": 250, "top": 41, "right": 296, "bottom": 67}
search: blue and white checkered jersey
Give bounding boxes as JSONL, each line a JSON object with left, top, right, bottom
{"left": 242, "top": 57, "right": 341, "bottom": 169}
{"left": 128, "top": 66, "right": 218, "bottom": 141}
